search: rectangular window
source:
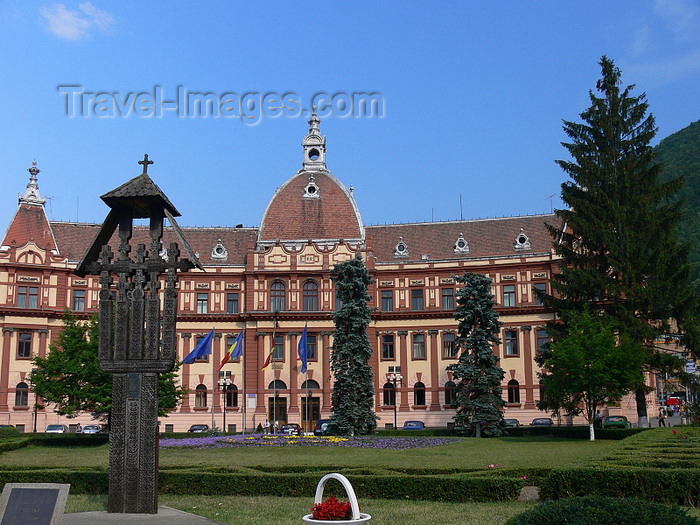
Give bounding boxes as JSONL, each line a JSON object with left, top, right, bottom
{"left": 533, "top": 283, "right": 547, "bottom": 305}
{"left": 442, "top": 288, "right": 454, "bottom": 310}
{"left": 273, "top": 334, "right": 284, "bottom": 361}
{"left": 412, "top": 333, "right": 426, "bottom": 359}
{"left": 18, "top": 286, "right": 39, "bottom": 309}
{"left": 73, "top": 290, "right": 86, "bottom": 312}
{"left": 18, "top": 332, "right": 32, "bottom": 359}
{"left": 443, "top": 333, "right": 457, "bottom": 358}
{"left": 381, "top": 290, "right": 393, "bottom": 312}
{"left": 382, "top": 334, "right": 395, "bottom": 360}
{"left": 227, "top": 293, "right": 239, "bottom": 314}
{"left": 411, "top": 289, "right": 424, "bottom": 311}
{"left": 306, "top": 334, "right": 317, "bottom": 360}
{"left": 505, "top": 330, "right": 519, "bottom": 356}
{"left": 537, "top": 329, "right": 549, "bottom": 353}
{"left": 503, "top": 285, "right": 516, "bottom": 307}
{"left": 196, "top": 293, "right": 209, "bottom": 314}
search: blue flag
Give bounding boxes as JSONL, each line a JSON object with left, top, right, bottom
{"left": 298, "top": 324, "right": 308, "bottom": 373}
{"left": 183, "top": 329, "right": 214, "bottom": 364}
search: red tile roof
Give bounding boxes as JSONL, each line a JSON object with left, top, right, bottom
{"left": 2, "top": 204, "right": 58, "bottom": 252}
{"left": 258, "top": 171, "right": 363, "bottom": 242}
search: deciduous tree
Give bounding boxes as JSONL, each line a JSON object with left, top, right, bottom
{"left": 537, "top": 309, "right": 644, "bottom": 440}
{"left": 30, "top": 310, "right": 186, "bottom": 424}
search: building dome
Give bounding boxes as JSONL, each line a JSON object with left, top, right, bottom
{"left": 257, "top": 113, "right": 364, "bottom": 247}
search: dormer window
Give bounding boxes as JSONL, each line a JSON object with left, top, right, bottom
{"left": 394, "top": 237, "right": 409, "bottom": 258}
{"left": 514, "top": 229, "right": 531, "bottom": 251}
{"left": 212, "top": 239, "right": 228, "bottom": 260}
{"left": 303, "top": 174, "right": 320, "bottom": 199}
{"left": 454, "top": 232, "right": 470, "bottom": 254}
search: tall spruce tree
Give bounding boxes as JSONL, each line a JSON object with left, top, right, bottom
{"left": 542, "top": 56, "right": 695, "bottom": 426}
{"left": 446, "top": 272, "right": 505, "bottom": 437}
{"left": 327, "top": 254, "right": 377, "bottom": 436}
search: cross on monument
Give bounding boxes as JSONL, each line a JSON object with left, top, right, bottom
{"left": 138, "top": 154, "right": 154, "bottom": 175}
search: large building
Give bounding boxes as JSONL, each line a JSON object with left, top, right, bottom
{"left": 1, "top": 115, "right": 644, "bottom": 433}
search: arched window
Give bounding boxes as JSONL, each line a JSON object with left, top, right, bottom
{"left": 195, "top": 384, "right": 208, "bottom": 408}
{"left": 302, "top": 280, "right": 319, "bottom": 311}
{"left": 301, "top": 379, "right": 320, "bottom": 390}
{"left": 270, "top": 281, "right": 286, "bottom": 312}
{"left": 225, "top": 384, "right": 238, "bottom": 408}
{"left": 383, "top": 382, "right": 396, "bottom": 406}
{"left": 15, "top": 382, "right": 28, "bottom": 407}
{"left": 444, "top": 381, "right": 456, "bottom": 406}
{"left": 268, "top": 380, "right": 288, "bottom": 390}
{"left": 507, "top": 379, "right": 520, "bottom": 404}
{"left": 413, "top": 382, "right": 426, "bottom": 406}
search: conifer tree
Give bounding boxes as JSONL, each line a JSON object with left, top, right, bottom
{"left": 447, "top": 272, "right": 505, "bottom": 437}
{"left": 327, "top": 255, "right": 377, "bottom": 436}
{"left": 542, "top": 56, "right": 696, "bottom": 426}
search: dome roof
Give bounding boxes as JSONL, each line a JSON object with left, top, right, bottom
{"left": 257, "top": 170, "right": 364, "bottom": 244}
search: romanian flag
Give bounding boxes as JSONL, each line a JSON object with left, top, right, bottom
{"left": 182, "top": 329, "right": 214, "bottom": 364}
{"left": 219, "top": 330, "right": 245, "bottom": 371}
{"left": 261, "top": 346, "right": 275, "bottom": 370}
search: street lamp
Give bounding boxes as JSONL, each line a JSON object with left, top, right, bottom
{"left": 218, "top": 377, "right": 232, "bottom": 433}
{"left": 30, "top": 368, "right": 38, "bottom": 433}
{"left": 387, "top": 372, "right": 402, "bottom": 429}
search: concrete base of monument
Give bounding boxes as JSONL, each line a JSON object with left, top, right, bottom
{"left": 67, "top": 505, "right": 227, "bottom": 524}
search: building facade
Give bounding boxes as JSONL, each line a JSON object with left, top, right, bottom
{"left": 0, "top": 116, "right": 650, "bottom": 433}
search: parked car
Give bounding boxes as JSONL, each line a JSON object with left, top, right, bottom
{"left": 280, "top": 423, "right": 301, "bottom": 436}
{"left": 503, "top": 418, "right": 520, "bottom": 428}
{"left": 603, "top": 415, "right": 630, "bottom": 429}
{"left": 187, "top": 424, "right": 210, "bottom": 433}
{"left": 45, "top": 424, "right": 68, "bottom": 433}
{"left": 530, "top": 418, "right": 553, "bottom": 427}
{"left": 313, "top": 419, "right": 330, "bottom": 436}
{"left": 402, "top": 420, "right": 425, "bottom": 430}
{"left": 81, "top": 424, "right": 102, "bottom": 434}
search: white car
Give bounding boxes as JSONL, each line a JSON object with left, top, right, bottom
{"left": 45, "top": 424, "right": 67, "bottom": 433}
{"left": 81, "top": 424, "right": 102, "bottom": 434}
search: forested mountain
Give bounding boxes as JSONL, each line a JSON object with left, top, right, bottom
{"left": 654, "top": 119, "right": 700, "bottom": 290}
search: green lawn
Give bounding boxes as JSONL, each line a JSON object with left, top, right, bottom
{"left": 4, "top": 433, "right": 700, "bottom": 524}
{"left": 0, "top": 435, "right": 616, "bottom": 470}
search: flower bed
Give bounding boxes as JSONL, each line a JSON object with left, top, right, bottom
{"left": 159, "top": 433, "right": 463, "bottom": 450}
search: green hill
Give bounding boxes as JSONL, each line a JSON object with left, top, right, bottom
{"left": 654, "top": 119, "right": 700, "bottom": 289}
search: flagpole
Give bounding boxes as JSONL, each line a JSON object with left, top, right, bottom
{"left": 241, "top": 332, "right": 246, "bottom": 435}
{"left": 211, "top": 329, "right": 216, "bottom": 432}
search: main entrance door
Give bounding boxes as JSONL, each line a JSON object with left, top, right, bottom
{"left": 301, "top": 397, "right": 320, "bottom": 433}
{"left": 268, "top": 397, "right": 287, "bottom": 428}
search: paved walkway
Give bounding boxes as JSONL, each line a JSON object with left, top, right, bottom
{"left": 67, "top": 506, "right": 226, "bottom": 524}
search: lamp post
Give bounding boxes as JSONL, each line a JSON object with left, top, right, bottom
{"left": 218, "top": 377, "right": 232, "bottom": 433}
{"left": 30, "top": 368, "right": 38, "bottom": 433}
{"left": 387, "top": 372, "right": 402, "bottom": 429}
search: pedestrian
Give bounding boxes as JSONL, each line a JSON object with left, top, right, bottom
{"left": 594, "top": 410, "right": 601, "bottom": 428}
{"left": 274, "top": 420, "right": 279, "bottom": 434}
{"left": 264, "top": 419, "right": 271, "bottom": 434}
{"left": 659, "top": 407, "right": 666, "bottom": 427}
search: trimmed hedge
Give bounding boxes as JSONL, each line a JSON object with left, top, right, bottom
{"left": 0, "top": 470, "right": 108, "bottom": 494}
{"left": 157, "top": 470, "right": 524, "bottom": 502}
{"left": 505, "top": 496, "right": 699, "bottom": 525}
{"left": 504, "top": 426, "right": 646, "bottom": 440}
{"left": 540, "top": 466, "right": 700, "bottom": 506}
{"left": 27, "top": 434, "right": 109, "bottom": 447}
{"left": 0, "top": 438, "right": 31, "bottom": 453}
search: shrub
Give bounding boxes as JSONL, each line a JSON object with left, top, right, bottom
{"left": 540, "top": 466, "right": 700, "bottom": 506}
{"left": 505, "top": 496, "right": 699, "bottom": 525}
{"left": 0, "top": 426, "right": 21, "bottom": 439}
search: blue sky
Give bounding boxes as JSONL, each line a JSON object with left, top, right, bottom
{"left": 1, "top": 1, "right": 699, "bottom": 231}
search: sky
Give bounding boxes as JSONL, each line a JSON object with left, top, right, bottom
{"left": 1, "top": 1, "right": 700, "bottom": 232}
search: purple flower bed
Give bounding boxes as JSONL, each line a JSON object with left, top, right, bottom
{"left": 160, "top": 434, "right": 462, "bottom": 450}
